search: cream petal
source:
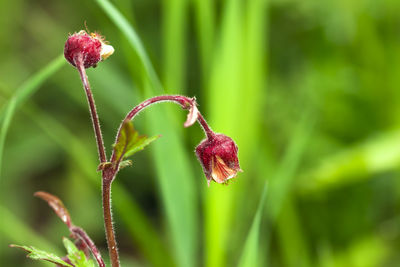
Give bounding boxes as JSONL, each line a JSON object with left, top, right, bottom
{"left": 100, "top": 43, "right": 115, "bottom": 60}
{"left": 183, "top": 104, "right": 199, "bottom": 128}
{"left": 211, "top": 156, "right": 238, "bottom": 183}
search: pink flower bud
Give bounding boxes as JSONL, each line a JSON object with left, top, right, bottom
{"left": 64, "top": 30, "right": 114, "bottom": 69}
{"left": 195, "top": 134, "right": 242, "bottom": 186}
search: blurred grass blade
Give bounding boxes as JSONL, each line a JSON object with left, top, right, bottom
{"left": 0, "top": 56, "right": 64, "bottom": 267}
{"left": 6, "top": 55, "right": 65, "bottom": 109}
{"left": 239, "top": 0, "right": 268, "bottom": 162}
{"left": 0, "top": 205, "right": 61, "bottom": 255}
{"left": 237, "top": 182, "right": 268, "bottom": 267}
{"left": 0, "top": 98, "right": 16, "bottom": 181}
{"left": 299, "top": 129, "right": 400, "bottom": 193}
{"left": 260, "top": 112, "right": 314, "bottom": 266}
{"left": 0, "top": 55, "right": 65, "bottom": 180}
{"left": 193, "top": 0, "right": 215, "bottom": 75}
{"left": 267, "top": 112, "right": 315, "bottom": 222}
{"left": 318, "top": 235, "right": 389, "bottom": 267}
{"left": 95, "top": 1, "right": 199, "bottom": 266}
{"left": 205, "top": 0, "right": 243, "bottom": 266}
{"left": 95, "top": 0, "right": 162, "bottom": 92}
{"left": 162, "top": 0, "right": 187, "bottom": 93}
{"left": 276, "top": 198, "right": 311, "bottom": 267}
{"left": 204, "top": 0, "right": 267, "bottom": 265}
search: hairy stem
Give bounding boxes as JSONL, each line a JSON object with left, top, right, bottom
{"left": 75, "top": 57, "right": 107, "bottom": 163}
{"left": 102, "top": 174, "right": 119, "bottom": 267}
{"left": 74, "top": 57, "right": 119, "bottom": 266}
{"left": 71, "top": 226, "right": 106, "bottom": 267}
{"left": 197, "top": 112, "right": 215, "bottom": 139}
{"left": 110, "top": 95, "right": 214, "bottom": 163}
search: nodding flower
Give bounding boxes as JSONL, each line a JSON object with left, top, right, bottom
{"left": 64, "top": 30, "right": 114, "bottom": 69}
{"left": 195, "top": 133, "right": 242, "bottom": 186}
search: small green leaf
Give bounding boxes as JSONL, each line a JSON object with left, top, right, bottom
{"left": 68, "top": 250, "right": 96, "bottom": 267}
{"left": 119, "top": 159, "right": 133, "bottom": 169}
{"left": 63, "top": 237, "right": 79, "bottom": 256}
{"left": 113, "top": 120, "right": 160, "bottom": 164}
{"left": 63, "top": 238, "right": 96, "bottom": 267}
{"left": 10, "top": 244, "right": 73, "bottom": 267}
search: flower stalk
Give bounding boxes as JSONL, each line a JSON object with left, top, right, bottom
{"left": 64, "top": 29, "right": 241, "bottom": 267}
{"left": 110, "top": 95, "right": 203, "bottom": 169}
{"left": 76, "top": 59, "right": 119, "bottom": 266}
{"left": 197, "top": 112, "right": 215, "bottom": 139}
{"left": 101, "top": 176, "right": 119, "bottom": 266}
{"left": 74, "top": 56, "right": 120, "bottom": 266}
{"left": 75, "top": 57, "right": 107, "bottom": 164}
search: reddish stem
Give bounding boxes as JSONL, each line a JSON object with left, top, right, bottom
{"left": 197, "top": 112, "right": 215, "bottom": 139}
{"left": 74, "top": 56, "right": 118, "bottom": 266}
{"left": 102, "top": 173, "right": 120, "bottom": 267}
{"left": 71, "top": 226, "right": 106, "bottom": 267}
{"left": 75, "top": 57, "right": 107, "bottom": 163}
{"left": 110, "top": 95, "right": 214, "bottom": 164}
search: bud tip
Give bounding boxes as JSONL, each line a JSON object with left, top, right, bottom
{"left": 64, "top": 30, "right": 114, "bottom": 69}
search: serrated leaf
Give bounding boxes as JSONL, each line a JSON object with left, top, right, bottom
{"left": 124, "top": 133, "right": 160, "bottom": 158}
{"left": 113, "top": 120, "right": 160, "bottom": 163}
{"left": 63, "top": 238, "right": 96, "bottom": 267}
{"left": 10, "top": 244, "right": 73, "bottom": 267}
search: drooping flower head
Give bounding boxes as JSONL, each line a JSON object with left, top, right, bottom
{"left": 64, "top": 30, "right": 114, "bottom": 69}
{"left": 195, "top": 133, "right": 242, "bottom": 186}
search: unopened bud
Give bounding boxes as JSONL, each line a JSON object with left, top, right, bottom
{"left": 64, "top": 30, "right": 114, "bottom": 69}
{"left": 195, "top": 134, "right": 242, "bottom": 186}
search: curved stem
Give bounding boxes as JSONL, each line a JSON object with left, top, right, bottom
{"left": 123, "top": 95, "right": 191, "bottom": 121}
{"left": 75, "top": 58, "right": 107, "bottom": 163}
{"left": 102, "top": 174, "right": 120, "bottom": 267}
{"left": 110, "top": 95, "right": 214, "bottom": 163}
{"left": 196, "top": 113, "right": 215, "bottom": 139}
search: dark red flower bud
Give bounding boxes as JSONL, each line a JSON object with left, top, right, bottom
{"left": 64, "top": 30, "right": 114, "bottom": 69}
{"left": 195, "top": 134, "right": 242, "bottom": 186}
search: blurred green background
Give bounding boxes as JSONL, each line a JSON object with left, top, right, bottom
{"left": 1, "top": 0, "right": 399, "bottom": 266}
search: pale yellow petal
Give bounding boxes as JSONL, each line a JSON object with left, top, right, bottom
{"left": 211, "top": 156, "right": 237, "bottom": 183}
